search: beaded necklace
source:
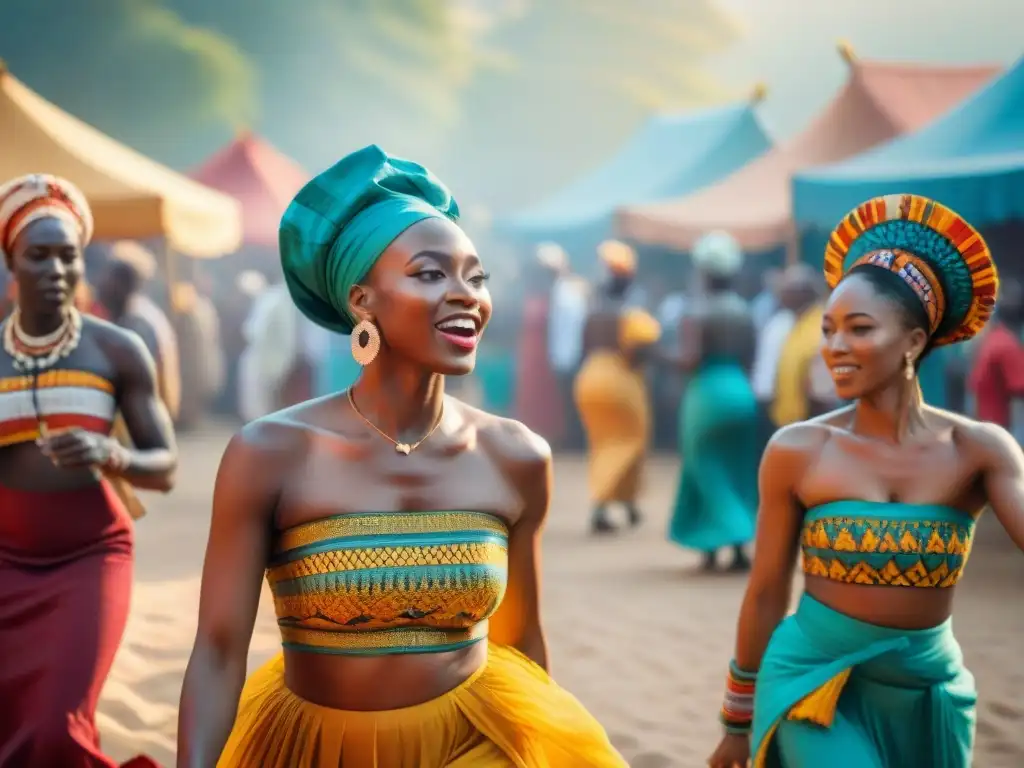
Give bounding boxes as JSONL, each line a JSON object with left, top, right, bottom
{"left": 2, "top": 306, "right": 83, "bottom": 373}
{"left": 1, "top": 306, "right": 83, "bottom": 436}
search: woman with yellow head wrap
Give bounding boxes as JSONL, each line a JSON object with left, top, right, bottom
{"left": 178, "top": 146, "right": 627, "bottom": 768}
{"left": 668, "top": 230, "right": 759, "bottom": 571}
{"left": 574, "top": 238, "right": 661, "bottom": 531}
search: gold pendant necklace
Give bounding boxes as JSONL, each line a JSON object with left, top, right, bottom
{"left": 347, "top": 388, "right": 444, "bottom": 455}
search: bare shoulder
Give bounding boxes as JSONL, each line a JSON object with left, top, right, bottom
{"left": 947, "top": 411, "right": 1022, "bottom": 465}
{"left": 84, "top": 314, "right": 151, "bottom": 359}
{"left": 761, "top": 411, "right": 842, "bottom": 478}
{"left": 768, "top": 409, "right": 844, "bottom": 453}
{"left": 456, "top": 397, "right": 551, "bottom": 470}
{"left": 453, "top": 399, "right": 551, "bottom": 527}
{"left": 222, "top": 409, "right": 313, "bottom": 484}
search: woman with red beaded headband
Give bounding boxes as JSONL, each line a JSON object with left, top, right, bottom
{"left": 0, "top": 174, "right": 177, "bottom": 766}
{"left": 709, "top": 194, "right": 1024, "bottom": 768}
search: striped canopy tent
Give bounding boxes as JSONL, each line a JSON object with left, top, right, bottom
{"left": 190, "top": 130, "right": 309, "bottom": 250}
{"left": 0, "top": 60, "right": 241, "bottom": 258}
{"left": 616, "top": 43, "right": 999, "bottom": 264}
{"left": 493, "top": 87, "right": 772, "bottom": 269}
{"left": 794, "top": 55, "right": 1024, "bottom": 274}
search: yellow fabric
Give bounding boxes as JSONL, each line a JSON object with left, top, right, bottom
{"left": 0, "top": 67, "right": 240, "bottom": 257}
{"left": 771, "top": 303, "right": 824, "bottom": 427}
{"left": 752, "top": 671, "right": 855, "bottom": 768}
{"left": 617, "top": 308, "right": 661, "bottom": 350}
{"left": 785, "top": 668, "right": 851, "bottom": 728}
{"left": 574, "top": 350, "right": 650, "bottom": 503}
{"left": 218, "top": 644, "right": 627, "bottom": 768}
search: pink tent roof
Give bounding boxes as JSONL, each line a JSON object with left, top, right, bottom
{"left": 616, "top": 48, "right": 999, "bottom": 254}
{"left": 190, "top": 131, "right": 309, "bottom": 248}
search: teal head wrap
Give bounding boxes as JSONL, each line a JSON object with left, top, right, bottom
{"left": 279, "top": 145, "right": 460, "bottom": 334}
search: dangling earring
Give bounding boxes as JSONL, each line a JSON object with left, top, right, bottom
{"left": 351, "top": 319, "right": 381, "bottom": 366}
{"left": 904, "top": 352, "right": 915, "bottom": 381}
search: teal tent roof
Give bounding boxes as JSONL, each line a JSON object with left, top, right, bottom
{"left": 494, "top": 97, "right": 771, "bottom": 259}
{"left": 794, "top": 58, "right": 1019, "bottom": 230}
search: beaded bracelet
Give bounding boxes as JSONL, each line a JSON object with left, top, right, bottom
{"left": 719, "top": 660, "right": 757, "bottom": 734}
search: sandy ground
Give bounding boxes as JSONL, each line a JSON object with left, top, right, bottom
{"left": 98, "top": 422, "right": 1024, "bottom": 767}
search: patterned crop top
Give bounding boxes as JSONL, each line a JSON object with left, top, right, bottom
{"left": 267, "top": 510, "right": 509, "bottom": 655}
{"left": 0, "top": 368, "right": 117, "bottom": 448}
{"left": 800, "top": 500, "right": 976, "bottom": 588}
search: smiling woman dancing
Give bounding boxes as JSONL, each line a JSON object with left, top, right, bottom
{"left": 0, "top": 175, "right": 177, "bottom": 766}
{"left": 708, "top": 194, "right": 1024, "bottom": 768}
{"left": 177, "top": 146, "right": 626, "bottom": 767}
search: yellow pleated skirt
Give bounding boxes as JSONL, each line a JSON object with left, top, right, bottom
{"left": 573, "top": 351, "right": 650, "bottom": 504}
{"left": 218, "top": 643, "right": 628, "bottom": 767}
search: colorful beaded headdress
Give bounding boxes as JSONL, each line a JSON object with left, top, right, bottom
{"left": 823, "top": 193, "right": 998, "bottom": 347}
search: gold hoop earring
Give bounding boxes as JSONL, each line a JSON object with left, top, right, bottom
{"left": 351, "top": 320, "right": 381, "bottom": 366}
{"left": 904, "top": 352, "right": 915, "bottom": 381}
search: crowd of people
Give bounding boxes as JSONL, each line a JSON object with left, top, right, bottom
{"left": 0, "top": 153, "right": 1022, "bottom": 768}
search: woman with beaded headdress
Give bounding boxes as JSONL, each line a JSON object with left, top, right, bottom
{"left": 709, "top": 194, "right": 1024, "bottom": 768}
{"left": 667, "top": 230, "right": 759, "bottom": 572}
{"left": 573, "top": 240, "right": 661, "bottom": 533}
{"left": 0, "top": 174, "right": 177, "bottom": 765}
{"left": 177, "top": 146, "right": 627, "bottom": 767}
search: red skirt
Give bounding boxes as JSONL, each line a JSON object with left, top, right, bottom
{"left": 0, "top": 481, "right": 157, "bottom": 767}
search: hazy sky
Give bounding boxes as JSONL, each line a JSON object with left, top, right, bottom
{"left": 713, "top": 0, "right": 1023, "bottom": 139}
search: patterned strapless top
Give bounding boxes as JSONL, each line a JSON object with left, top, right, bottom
{"left": 800, "top": 500, "right": 976, "bottom": 588}
{"left": 0, "top": 369, "right": 117, "bottom": 448}
{"left": 267, "top": 510, "right": 509, "bottom": 655}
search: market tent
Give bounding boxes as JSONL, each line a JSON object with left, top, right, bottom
{"left": 191, "top": 131, "right": 309, "bottom": 249}
{"left": 0, "top": 60, "right": 241, "bottom": 257}
{"left": 494, "top": 88, "right": 772, "bottom": 262}
{"left": 617, "top": 44, "right": 998, "bottom": 256}
{"left": 794, "top": 56, "right": 1024, "bottom": 231}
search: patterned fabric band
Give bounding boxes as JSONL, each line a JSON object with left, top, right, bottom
{"left": 823, "top": 194, "right": 998, "bottom": 347}
{"left": 720, "top": 659, "right": 757, "bottom": 734}
{"left": 0, "top": 174, "right": 94, "bottom": 260}
{"left": 849, "top": 249, "right": 946, "bottom": 336}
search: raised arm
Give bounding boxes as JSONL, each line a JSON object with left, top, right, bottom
{"left": 708, "top": 424, "right": 814, "bottom": 768}
{"left": 177, "top": 424, "right": 290, "bottom": 768}
{"left": 976, "top": 422, "right": 1024, "bottom": 552}
{"left": 487, "top": 422, "right": 553, "bottom": 671}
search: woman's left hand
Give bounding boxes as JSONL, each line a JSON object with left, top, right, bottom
{"left": 38, "top": 428, "right": 117, "bottom": 470}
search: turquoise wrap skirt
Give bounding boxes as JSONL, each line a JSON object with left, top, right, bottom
{"left": 668, "top": 360, "right": 758, "bottom": 552}
{"left": 752, "top": 594, "right": 976, "bottom": 768}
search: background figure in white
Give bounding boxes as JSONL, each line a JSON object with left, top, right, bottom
{"left": 750, "top": 265, "right": 820, "bottom": 447}
{"left": 237, "top": 280, "right": 327, "bottom": 423}
{"left": 539, "top": 242, "right": 590, "bottom": 449}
